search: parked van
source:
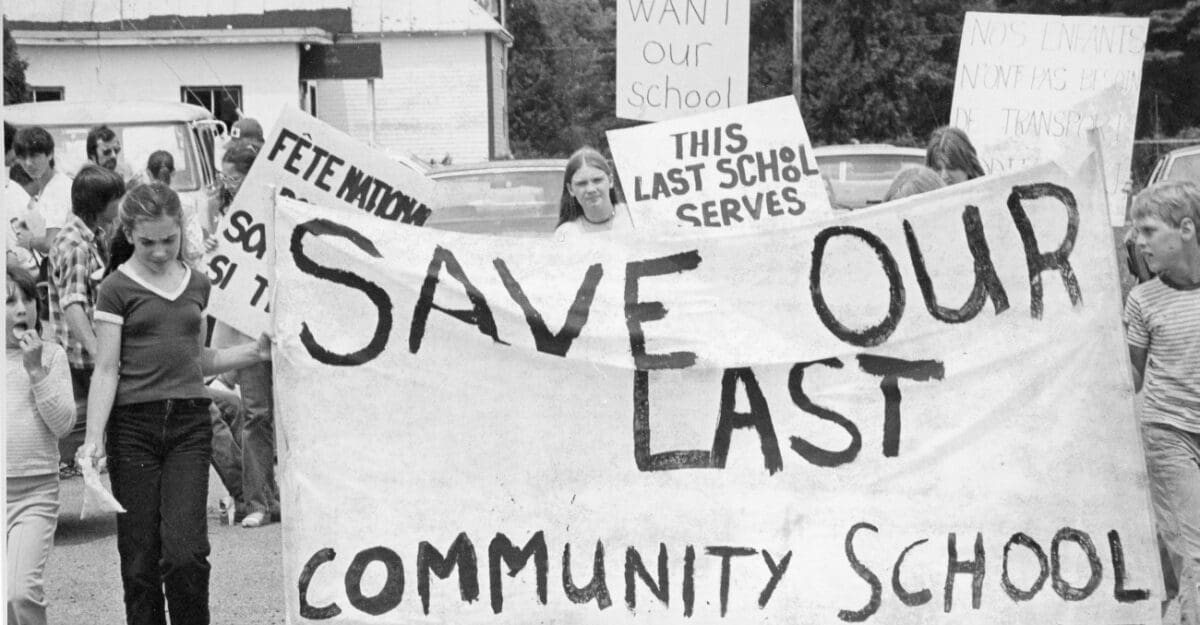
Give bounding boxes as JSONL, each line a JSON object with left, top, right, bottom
{"left": 6, "top": 100, "right": 226, "bottom": 231}
{"left": 6, "top": 100, "right": 225, "bottom": 468}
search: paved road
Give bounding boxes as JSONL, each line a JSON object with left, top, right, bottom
{"left": 46, "top": 468, "right": 286, "bottom": 624}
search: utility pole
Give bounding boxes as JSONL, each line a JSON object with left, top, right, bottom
{"left": 792, "top": 0, "right": 803, "bottom": 109}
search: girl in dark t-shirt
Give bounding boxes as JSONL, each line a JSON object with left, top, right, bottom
{"left": 75, "top": 183, "right": 270, "bottom": 625}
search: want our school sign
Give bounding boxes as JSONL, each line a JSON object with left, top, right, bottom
{"left": 270, "top": 153, "right": 1160, "bottom": 624}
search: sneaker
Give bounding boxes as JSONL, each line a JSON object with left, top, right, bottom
{"left": 241, "top": 511, "right": 267, "bottom": 528}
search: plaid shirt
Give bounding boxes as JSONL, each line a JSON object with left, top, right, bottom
{"left": 46, "top": 215, "right": 107, "bottom": 370}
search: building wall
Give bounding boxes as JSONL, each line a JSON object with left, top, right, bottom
{"left": 489, "top": 33, "right": 511, "bottom": 159}
{"left": 19, "top": 43, "right": 300, "bottom": 126}
{"left": 314, "top": 35, "right": 491, "bottom": 163}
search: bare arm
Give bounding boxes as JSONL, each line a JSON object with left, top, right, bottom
{"left": 1128, "top": 345, "right": 1147, "bottom": 393}
{"left": 63, "top": 303, "right": 98, "bottom": 358}
{"left": 199, "top": 331, "right": 271, "bottom": 376}
{"left": 79, "top": 321, "right": 122, "bottom": 466}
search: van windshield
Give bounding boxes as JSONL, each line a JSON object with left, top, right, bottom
{"left": 42, "top": 123, "right": 199, "bottom": 191}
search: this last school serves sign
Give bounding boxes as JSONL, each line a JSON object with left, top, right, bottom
{"left": 270, "top": 150, "right": 1160, "bottom": 624}
{"left": 608, "top": 97, "right": 832, "bottom": 233}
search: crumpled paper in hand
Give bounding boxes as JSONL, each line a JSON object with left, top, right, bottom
{"left": 80, "top": 460, "right": 125, "bottom": 518}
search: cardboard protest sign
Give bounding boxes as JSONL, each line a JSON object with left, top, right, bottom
{"left": 616, "top": 0, "right": 749, "bottom": 121}
{"left": 949, "top": 11, "right": 1148, "bottom": 225}
{"left": 608, "top": 97, "right": 832, "bottom": 233}
{"left": 205, "top": 106, "right": 437, "bottom": 336}
{"left": 271, "top": 151, "right": 1160, "bottom": 624}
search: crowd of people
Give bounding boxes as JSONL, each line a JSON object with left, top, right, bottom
{"left": 6, "top": 117, "right": 275, "bottom": 625}
{"left": 4, "top": 112, "right": 1198, "bottom": 625}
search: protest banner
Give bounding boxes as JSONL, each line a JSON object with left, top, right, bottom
{"left": 205, "top": 106, "right": 438, "bottom": 336}
{"left": 607, "top": 97, "right": 832, "bottom": 233}
{"left": 949, "top": 11, "right": 1148, "bottom": 226}
{"left": 271, "top": 150, "right": 1160, "bottom": 624}
{"left": 616, "top": 0, "right": 749, "bottom": 121}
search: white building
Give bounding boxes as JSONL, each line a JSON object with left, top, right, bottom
{"left": 7, "top": 0, "right": 512, "bottom": 162}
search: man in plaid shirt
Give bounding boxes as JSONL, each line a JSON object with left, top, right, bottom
{"left": 45, "top": 166, "right": 125, "bottom": 444}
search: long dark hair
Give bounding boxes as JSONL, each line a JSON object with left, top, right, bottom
{"left": 925, "top": 126, "right": 985, "bottom": 181}
{"left": 557, "top": 147, "right": 620, "bottom": 227}
{"left": 104, "top": 183, "right": 185, "bottom": 277}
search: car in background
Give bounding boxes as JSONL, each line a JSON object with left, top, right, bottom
{"left": 426, "top": 159, "right": 566, "bottom": 237}
{"left": 813, "top": 144, "right": 926, "bottom": 209}
{"left": 6, "top": 101, "right": 225, "bottom": 214}
{"left": 1146, "top": 144, "right": 1200, "bottom": 185}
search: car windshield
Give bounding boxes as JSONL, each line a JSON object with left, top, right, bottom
{"left": 41, "top": 123, "right": 198, "bottom": 190}
{"left": 427, "top": 169, "right": 563, "bottom": 237}
{"left": 1166, "top": 153, "right": 1200, "bottom": 183}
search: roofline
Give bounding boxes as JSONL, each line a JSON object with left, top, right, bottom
{"left": 339, "top": 28, "right": 512, "bottom": 45}
{"left": 6, "top": 100, "right": 216, "bottom": 124}
{"left": 13, "top": 27, "right": 334, "bottom": 46}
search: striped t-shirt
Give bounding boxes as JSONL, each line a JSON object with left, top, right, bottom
{"left": 1124, "top": 276, "right": 1200, "bottom": 433}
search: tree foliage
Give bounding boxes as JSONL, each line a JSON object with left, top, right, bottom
{"left": 507, "top": 0, "right": 1200, "bottom": 157}
{"left": 4, "top": 21, "right": 30, "bottom": 105}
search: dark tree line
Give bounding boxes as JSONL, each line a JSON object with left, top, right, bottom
{"left": 4, "top": 21, "right": 30, "bottom": 105}
{"left": 507, "top": 0, "right": 1200, "bottom": 157}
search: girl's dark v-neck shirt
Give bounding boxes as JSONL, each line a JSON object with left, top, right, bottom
{"left": 94, "top": 263, "right": 211, "bottom": 406}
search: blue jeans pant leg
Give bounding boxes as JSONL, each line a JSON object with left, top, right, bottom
{"left": 238, "top": 362, "right": 278, "bottom": 517}
{"left": 1143, "top": 424, "right": 1200, "bottom": 625}
{"left": 109, "top": 401, "right": 213, "bottom": 625}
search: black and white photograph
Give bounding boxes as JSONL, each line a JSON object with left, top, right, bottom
{"left": 3, "top": 1, "right": 1199, "bottom": 624}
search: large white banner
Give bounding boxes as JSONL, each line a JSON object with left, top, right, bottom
{"left": 949, "top": 11, "right": 1148, "bottom": 225}
{"left": 271, "top": 153, "right": 1160, "bottom": 624}
{"left": 616, "top": 0, "right": 749, "bottom": 121}
{"left": 206, "top": 107, "right": 438, "bottom": 336}
{"left": 608, "top": 97, "right": 832, "bottom": 233}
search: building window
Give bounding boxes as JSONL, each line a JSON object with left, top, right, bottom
{"left": 30, "top": 87, "right": 64, "bottom": 102}
{"left": 181, "top": 86, "right": 243, "bottom": 130}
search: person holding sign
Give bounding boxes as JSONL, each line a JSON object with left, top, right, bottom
{"left": 555, "top": 147, "right": 633, "bottom": 238}
{"left": 208, "top": 138, "right": 281, "bottom": 530}
{"left": 74, "top": 183, "right": 271, "bottom": 625}
{"left": 1124, "top": 180, "right": 1200, "bottom": 625}
{"left": 925, "top": 126, "right": 985, "bottom": 186}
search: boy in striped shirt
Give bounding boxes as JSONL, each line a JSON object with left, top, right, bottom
{"left": 1125, "top": 180, "right": 1200, "bottom": 624}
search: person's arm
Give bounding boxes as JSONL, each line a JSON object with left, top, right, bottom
{"left": 1129, "top": 345, "right": 1147, "bottom": 393}
{"left": 64, "top": 304, "right": 98, "bottom": 357}
{"left": 20, "top": 332, "right": 75, "bottom": 438}
{"left": 1123, "top": 291, "right": 1150, "bottom": 394}
{"left": 200, "top": 331, "right": 271, "bottom": 376}
{"left": 78, "top": 321, "right": 122, "bottom": 467}
{"left": 57, "top": 242, "right": 101, "bottom": 357}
